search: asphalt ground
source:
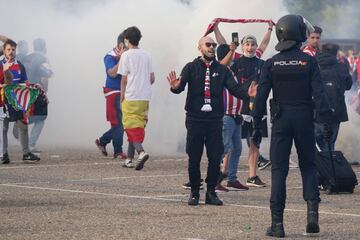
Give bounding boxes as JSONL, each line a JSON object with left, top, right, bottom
{"left": 0, "top": 149, "right": 359, "bottom": 240}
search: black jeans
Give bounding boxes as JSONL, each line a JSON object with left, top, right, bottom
{"left": 186, "top": 119, "right": 224, "bottom": 194}
{"left": 270, "top": 108, "right": 320, "bottom": 215}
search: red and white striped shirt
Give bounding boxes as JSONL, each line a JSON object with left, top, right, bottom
{"left": 223, "top": 48, "right": 263, "bottom": 115}
{"left": 302, "top": 45, "right": 316, "bottom": 56}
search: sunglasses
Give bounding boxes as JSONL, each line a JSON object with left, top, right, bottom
{"left": 205, "top": 42, "right": 217, "bottom": 48}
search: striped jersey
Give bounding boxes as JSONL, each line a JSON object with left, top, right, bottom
{"left": 302, "top": 45, "right": 316, "bottom": 57}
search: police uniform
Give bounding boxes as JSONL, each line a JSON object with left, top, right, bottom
{"left": 251, "top": 15, "right": 331, "bottom": 237}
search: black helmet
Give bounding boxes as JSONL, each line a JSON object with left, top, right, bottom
{"left": 275, "top": 14, "right": 313, "bottom": 51}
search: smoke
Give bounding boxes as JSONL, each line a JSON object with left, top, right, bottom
{"left": 1, "top": 0, "right": 286, "bottom": 154}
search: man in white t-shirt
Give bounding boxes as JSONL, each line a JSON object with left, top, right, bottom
{"left": 118, "top": 26, "right": 155, "bottom": 170}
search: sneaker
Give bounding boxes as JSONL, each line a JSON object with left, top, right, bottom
{"left": 23, "top": 152, "right": 40, "bottom": 163}
{"left": 135, "top": 151, "right": 149, "bottom": 170}
{"left": 205, "top": 191, "right": 223, "bottom": 206}
{"left": 188, "top": 192, "right": 200, "bottom": 206}
{"left": 258, "top": 155, "right": 271, "bottom": 170}
{"left": 227, "top": 180, "right": 249, "bottom": 191}
{"left": 122, "top": 158, "right": 134, "bottom": 168}
{"left": 1, "top": 153, "right": 10, "bottom": 164}
{"left": 182, "top": 179, "right": 204, "bottom": 190}
{"left": 215, "top": 183, "right": 229, "bottom": 192}
{"left": 246, "top": 175, "right": 266, "bottom": 187}
{"left": 30, "top": 147, "right": 41, "bottom": 153}
{"left": 95, "top": 139, "right": 107, "bottom": 156}
{"left": 114, "top": 152, "right": 127, "bottom": 160}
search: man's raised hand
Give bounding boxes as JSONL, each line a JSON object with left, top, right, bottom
{"left": 3, "top": 61, "right": 13, "bottom": 72}
{"left": 167, "top": 71, "right": 180, "bottom": 90}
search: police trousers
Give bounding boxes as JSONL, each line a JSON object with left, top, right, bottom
{"left": 270, "top": 108, "right": 320, "bottom": 215}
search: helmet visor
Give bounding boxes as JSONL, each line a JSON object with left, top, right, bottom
{"left": 303, "top": 17, "right": 315, "bottom": 36}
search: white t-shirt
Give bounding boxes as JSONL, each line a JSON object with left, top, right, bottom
{"left": 118, "top": 48, "right": 153, "bottom": 101}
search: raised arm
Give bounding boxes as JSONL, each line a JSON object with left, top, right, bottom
{"left": 213, "top": 23, "right": 227, "bottom": 45}
{"left": 257, "top": 21, "right": 274, "bottom": 54}
{"left": 220, "top": 42, "right": 237, "bottom": 66}
{"left": 169, "top": 63, "right": 191, "bottom": 94}
{"left": 0, "top": 34, "right": 9, "bottom": 43}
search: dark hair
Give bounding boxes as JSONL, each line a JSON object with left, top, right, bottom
{"left": 217, "top": 44, "right": 230, "bottom": 61}
{"left": 34, "top": 38, "right": 46, "bottom": 52}
{"left": 123, "top": 26, "right": 142, "bottom": 46}
{"left": 117, "top": 33, "right": 125, "bottom": 45}
{"left": 313, "top": 26, "right": 322, "bottom": 35}
{"left": 3, "top": 39, "right": 17, "bottom": 49}
{"left": 322, "top": 43, "right": 339, "bottom": 56}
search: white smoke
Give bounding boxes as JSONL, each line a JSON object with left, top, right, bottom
{"left": 1, "top": 0, "right": 286, "bottom": 154}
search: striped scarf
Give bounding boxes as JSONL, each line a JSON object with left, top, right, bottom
{"left": 204, "top": 18, "right": 274, "bottom": 36}
{"left": 201, "top": 61, "right": 213, "bottom": 112}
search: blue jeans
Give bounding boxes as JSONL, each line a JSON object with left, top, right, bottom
{"left": 99, "top": 95, "right": 124, "bottom": 154}
{"left": 314, "top": 122, "right": 340, "bottom": 151}
{"left": 222, "top": 116, "right": 242, "bottom": 182}
{"left": 29, "top": 115, "right": 47, "bottom": 148}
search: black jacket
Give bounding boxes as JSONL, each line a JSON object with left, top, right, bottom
{"left": 316, "top": 52, "right": 352, "bottom": 122}
{"left": 171, "top": 57, "right": 249, "bottom": 121}
{"left": 253, "top": 47, "right": 331, "bottom": 123}
{"left": 231, "top": 56, "right": 264, "bottom": 115}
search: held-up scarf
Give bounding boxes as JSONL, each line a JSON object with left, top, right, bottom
{"left": 201, "top": 61, "right": 213, "bottom": 112}
{"left": 204, "top": 18, "right": 275, "bottom": 36}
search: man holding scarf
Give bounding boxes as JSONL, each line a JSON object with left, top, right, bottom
{"left": 167, "top": 36, "right": 249, "bottom": 206}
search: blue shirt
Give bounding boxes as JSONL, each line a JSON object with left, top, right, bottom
{"left": 104, "top": 53, "right": 121, "bottom": 90}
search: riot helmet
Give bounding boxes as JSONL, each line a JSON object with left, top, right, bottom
{"left": 275, "top": 14, "right": 314, "bottom": 51}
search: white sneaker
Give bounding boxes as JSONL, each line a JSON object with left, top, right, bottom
{"left": 135, "top": 151, "right": 149, "bottom": 170}
{"left": 122, "top": 159, "right": 134, "bottom": 168}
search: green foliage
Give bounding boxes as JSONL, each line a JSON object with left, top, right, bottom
{"left": 283, "top": 0, "right": 360, "bottom": 38}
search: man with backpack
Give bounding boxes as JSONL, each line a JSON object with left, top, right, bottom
{"left": 315, "top": 43, "right": 352, "bottom": 151}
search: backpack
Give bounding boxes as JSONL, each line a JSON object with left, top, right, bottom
{"left": 319, "top": 64, "right": 343, "bottom": 113}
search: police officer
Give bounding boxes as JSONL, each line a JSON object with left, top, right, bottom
{"left": 251, "top": 15, "right": 332, "bottom": 237}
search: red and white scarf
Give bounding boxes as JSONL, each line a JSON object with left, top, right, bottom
{"left": 201, "top": 61, "right": 213, "bottom": 112}
{"left": 204, "top": 18, "right": 274, "bottom": 36}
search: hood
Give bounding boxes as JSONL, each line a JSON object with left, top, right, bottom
{"left": 316, "top": 52, "right": 338, "bottom": 67}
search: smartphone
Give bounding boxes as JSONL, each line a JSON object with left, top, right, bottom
{"left": 232, "top": 32, "right": 239, "bottom": 46}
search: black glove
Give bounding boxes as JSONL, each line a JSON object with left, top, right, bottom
{"left": 251, "top": 117, "right": 262, "bottom": 148}
{"left": 323, "top": 124, "right": 332, "bottom": 142}
{"left": 251, "top": 128, "right": 262, "bottom": 149}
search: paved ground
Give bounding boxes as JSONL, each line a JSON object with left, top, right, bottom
{"left": 0, "top": 149, "right": 359, "bottom": 240}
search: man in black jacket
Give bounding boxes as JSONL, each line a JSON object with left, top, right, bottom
{"left": 315, "top": 43, "right": 352, "bottom": 151}
{"left": 167, "top": 36, "right": 249, "bottom": 206}
{"left": 252, "top": 15, "right": 332, "bottom": 237}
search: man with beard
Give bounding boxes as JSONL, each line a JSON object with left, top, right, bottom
{"left": 0, "top": 39, "right": 40, "bottom": 164}
{"left": 167, "top": 36, "right": 249, "bottom": 206}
